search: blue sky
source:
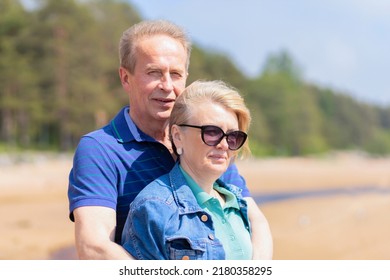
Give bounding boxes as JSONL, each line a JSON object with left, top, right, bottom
{"left": 128, "top": 0, "right": 390, "bottom": 106}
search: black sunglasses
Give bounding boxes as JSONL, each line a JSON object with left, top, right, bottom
{"left": 178, "top": 124, "right": 247, "bottom": 151}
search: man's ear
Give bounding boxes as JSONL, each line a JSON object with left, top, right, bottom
{"left": 119, "top": 67, "right": 130, "bottom": 88}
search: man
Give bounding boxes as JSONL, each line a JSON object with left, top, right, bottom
{"left": 68, "top": 20, "right": 272, "bottom": 259}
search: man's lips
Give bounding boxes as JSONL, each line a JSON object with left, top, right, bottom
{"left": 153, "top": 98, "right": 175, "bottom": 104}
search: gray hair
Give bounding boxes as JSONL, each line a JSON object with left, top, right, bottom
{"left": 119, "top": 20, "right": 192, "bottom": 73}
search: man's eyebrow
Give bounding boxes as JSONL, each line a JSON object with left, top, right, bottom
{"left": 145, "top": 64, "right": 161, "bottom": 70}
{"left": 145, "top": 64, "right": 185, "bottom": 73}
{"left": 170, "top": 67, "right": 186, "bottom": 73}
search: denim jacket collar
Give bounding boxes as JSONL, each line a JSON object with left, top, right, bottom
{"left": 168, "top": 162, "right": 203, "bottom": 214}
{"left": 167, "top": 162, "right": 250, "bottom": 231}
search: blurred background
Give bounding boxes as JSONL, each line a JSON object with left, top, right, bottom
{"left": 1, "top": 0, "right": 389, "bottom": 260}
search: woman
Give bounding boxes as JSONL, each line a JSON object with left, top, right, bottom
{"left": 121, "top": 80, "right": 252, "bottom": 260}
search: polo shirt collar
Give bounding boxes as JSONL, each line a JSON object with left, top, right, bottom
{"left": 179, "top": 164, "right": 239, "bottom": 210}
{"left": 110, "top": 106, "right": 155, "bottom": 143}
{"left": 214, "top": 183, "right": 240, "bottom": 209}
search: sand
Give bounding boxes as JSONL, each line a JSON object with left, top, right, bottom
{"left": 1, "top": 152, "right": 389, "bottom": 260}
{"left": 0, "top": 154, "right": 74, "bottom": 260}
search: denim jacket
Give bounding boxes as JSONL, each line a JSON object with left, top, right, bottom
{"left": 121, "top": 162, "right": 250, "bottom": 260}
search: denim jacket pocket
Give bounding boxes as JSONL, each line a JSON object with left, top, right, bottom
{"left": 166, "top": 237, "right": 207, "bottom": 260}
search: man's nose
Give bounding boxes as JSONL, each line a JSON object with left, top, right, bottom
{"left": 159, "top": 74, "right": 174, "bottom": 92}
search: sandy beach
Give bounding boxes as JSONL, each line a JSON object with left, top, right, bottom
{"left": 1, "top": 152, "right": 389, "bottom": 260}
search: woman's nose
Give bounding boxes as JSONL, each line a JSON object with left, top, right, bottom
{"left": 216, "top": 136, "right": 229, "bottom": 150}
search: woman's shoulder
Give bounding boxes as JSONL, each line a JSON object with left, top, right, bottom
{"left": 217, "top": 179, "right": 242, "bottom": 196}
{"left": 131, "top": 173, "right": 175, "bottom": 207}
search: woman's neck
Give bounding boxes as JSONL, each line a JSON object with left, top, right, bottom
{"left": 180, "top": 163, "right": 219, "bottom": 195}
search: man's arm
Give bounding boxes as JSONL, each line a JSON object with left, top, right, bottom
{"left": 73, "top": 206, "right": 134, "bottom": 260}
{"left": 220, "top": 163, "right": 273, "bottom": 259}
{"left": 245, "top": 197, "right": 273, "bottom": 259}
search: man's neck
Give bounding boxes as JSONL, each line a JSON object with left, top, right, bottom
{"left": 129, "top": 110, "right": 171, "bottom": 145}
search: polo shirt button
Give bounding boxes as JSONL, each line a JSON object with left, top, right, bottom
{"left": 182, "top": 256, "right": 190, "bottom": 260}
{"left": 230, "top": 235, "right": 236, "bottom": 241}
{"left": 201, "top": 214, "right": 208, "bottom": 222}
{"left": 208, "top": 234, "right": 215, "bottom": 240}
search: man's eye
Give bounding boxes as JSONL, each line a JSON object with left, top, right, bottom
{"left": 171, "top": 72, "right": 183, "bottom": 79}
{"left": 148, "top": 70, "right": 161, "bottom": 76}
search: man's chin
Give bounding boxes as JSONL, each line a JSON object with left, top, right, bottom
{"left": 155, "top": 109, "right": 172, "bottom": 121}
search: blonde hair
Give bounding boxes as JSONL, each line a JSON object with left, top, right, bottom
{"left": 119, "top": 20, "right": 192, "bottom": 73}
{"left": 170, "top": 80, "right": 251, "bottom": 157}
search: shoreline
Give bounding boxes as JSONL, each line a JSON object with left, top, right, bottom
{"left": 254, "top": 185, "right": 390, "bottom": 204}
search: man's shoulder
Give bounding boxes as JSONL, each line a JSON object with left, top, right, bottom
{"left": 81, "top": 106, "right": 129, "bottom": 142}
{"left": 83, "top": 124, "right": 113, "bottom": 140}
{"left": 74, "top": 125, "right": 115, "bottom": 152}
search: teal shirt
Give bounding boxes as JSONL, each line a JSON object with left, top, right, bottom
{"left": 179, "top": 166, "right": 252, "bottom": 260}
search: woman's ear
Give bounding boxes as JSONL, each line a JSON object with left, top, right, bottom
{"left": 171, "top": 125, "right": 182, "bottom": 148}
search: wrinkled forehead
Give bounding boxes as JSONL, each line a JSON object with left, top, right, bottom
{"left": 135, "top": 34, "right": 188, "bottom": 60}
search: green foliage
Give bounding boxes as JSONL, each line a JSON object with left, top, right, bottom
{"left": 0, "top": 0, "right": 39, "bottom": 147}
{"left": 245, "top": 53, "right": 328, "bottom": 156}
{"left": 261, "top": 49, "right": 303, "bottom": 80}
{"left": 364, "top": 130, "right": 390, "bottom": 155}
{"left": 188, "top": 46, "right": 246, "bottom": 89}
{"left": 0, "top": 0, "right": 389, "bottom": 156}
{"left": 0, "top": 0, "right": 140, "bottom": 150}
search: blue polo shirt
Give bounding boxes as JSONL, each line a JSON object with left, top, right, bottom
{"left": 68, "top": 106, "right": 250, "bottom": 243}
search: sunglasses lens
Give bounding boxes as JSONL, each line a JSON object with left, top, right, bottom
{"left": 226, "top": 131, "right": 247, "bottom": 150}
{"left": 202, "top": 126, "right": 224, "bottom": 146}
{"left": 201, "top": 125, "right": 247, "bottom": 150}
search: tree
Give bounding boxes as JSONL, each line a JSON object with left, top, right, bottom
{"left": 247, "top": 51, "right": 326, "bottom": 155}
{"left": 188, "top": 46, "right": 247, "bottom": 89}
{"left": 26, "top": 0, "right": 141, "bottom": 150}
{"left": 0, "top": 0, "right": 39, "bottom": 148}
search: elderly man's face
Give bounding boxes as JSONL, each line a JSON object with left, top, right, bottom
{"left": 126, "top": 35, "right": 188, "bottom": 125}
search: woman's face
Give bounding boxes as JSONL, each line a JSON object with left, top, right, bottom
{"left": 172, "top": 102, "right": 240, "bottom": 181}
